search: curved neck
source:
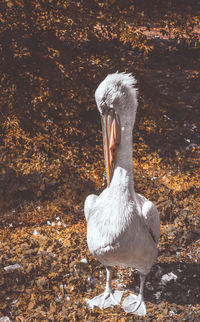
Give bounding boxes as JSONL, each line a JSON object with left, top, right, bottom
{"left": 112, "top": 125, "right": 135, "bottom": 198}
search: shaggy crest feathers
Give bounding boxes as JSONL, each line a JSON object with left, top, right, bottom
{"left": 95, "top": 72, "right": 137, "bottom": 110}
{"left": 105, "top": 72, "right": 137, "bottom": 89}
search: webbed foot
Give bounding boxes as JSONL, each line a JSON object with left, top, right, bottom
{"left": 86, "top": 290, "right": 123, "bottom": 309}
{"left": 122, "top": 293, "right": 146, "bottom": 316}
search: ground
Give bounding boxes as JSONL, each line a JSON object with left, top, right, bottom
{"left": 0, "top": 32, "right": 200, "bottom": 321}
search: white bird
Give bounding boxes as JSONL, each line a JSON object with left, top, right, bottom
{"left": 84, "top": 72, "right": 160, "bottom": 316}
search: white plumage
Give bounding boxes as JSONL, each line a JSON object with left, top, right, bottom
{"left": 84, "top": 72, "right": 160, "bottom": 315}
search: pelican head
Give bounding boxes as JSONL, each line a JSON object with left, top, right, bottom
{"left": 95, "top": 72, "right": 138, "bottom": 185}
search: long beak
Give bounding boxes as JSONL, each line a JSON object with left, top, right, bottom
{"left": 101, "top": 110, "right": 121, "bottom": 186}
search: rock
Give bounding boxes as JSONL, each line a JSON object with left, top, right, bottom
{"left": 0, "top": 317, "right": 12, "bottom": 322}
{"left": 80, "top": 258, "right": 88, "bottom": 264}
{"left": 4, "top": 264, "right": 21, "bottom": 272}
{"left": 33, "top": 229, "right": 39, "bottom": 236}
{"left": 161, "top": 272, "right": 177, "bottom": 285}
{"left": 155, "top": 291, "right": 162, "bottom": 300}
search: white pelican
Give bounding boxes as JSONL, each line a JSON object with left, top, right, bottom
{"left": 84, "top": 72, "right": 160, "bottom": 316}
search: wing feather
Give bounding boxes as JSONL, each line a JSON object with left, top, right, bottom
{"left": 136, "top": 193, "right": 160, "bottom": 244}
{"left": 84, "top": 194, "right": 98, "bottom": 222}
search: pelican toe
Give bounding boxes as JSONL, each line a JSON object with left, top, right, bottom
{"left": 122, "top": 293, "right": 146, "bottom": 316}
{"left": 86, "top": 290, "right": 123, "bottom": 309}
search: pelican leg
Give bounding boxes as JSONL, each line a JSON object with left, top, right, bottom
{"left": 122, "top": 273, "right": 147, "bottom": 316}
{"left": 131, "top": 273, "right": 146, "bottom": 312}
{"left": 86, "top": 266, "right": 123, "bottom": 309}
{"left": 100, "top": 267, "right": 119, "bottom": 308}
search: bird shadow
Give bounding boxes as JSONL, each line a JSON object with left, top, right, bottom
{"left": 127, "top": 262, "right": 200, "bottom": 306}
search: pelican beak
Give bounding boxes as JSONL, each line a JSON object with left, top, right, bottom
{"left": 101, "top": 108, "right": 121, "bottom": 186}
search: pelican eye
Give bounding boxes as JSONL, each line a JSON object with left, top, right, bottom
{"left": 100, "top": 103, "right": 107, "bottom": 115}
